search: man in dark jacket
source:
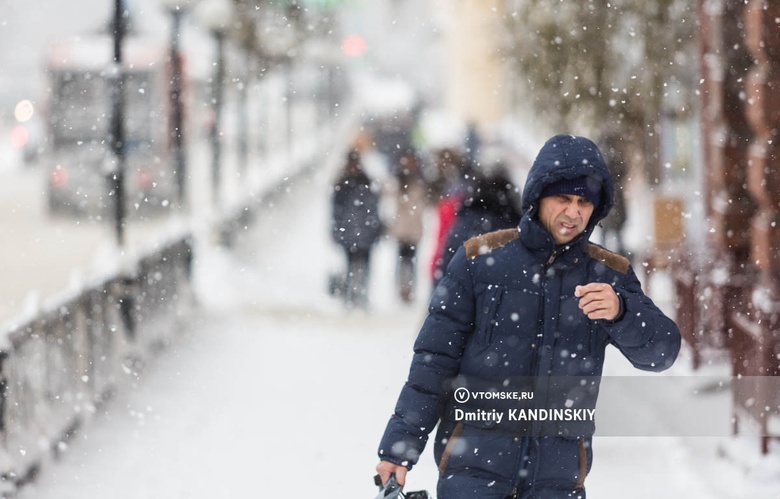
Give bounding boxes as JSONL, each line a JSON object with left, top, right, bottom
{"left": 376, "top": 134, "right": 681, "bottom": 498}
{"left": 331, "top": 149, "right": 383, "bottom": 309}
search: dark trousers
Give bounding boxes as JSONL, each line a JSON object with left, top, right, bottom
{"left": 397, "top": 243, "right": 417, "bottom": 302}
{"left": 436, "top": 474, "right": 585, "bottom": 499}
{"left": 344, "top": 248, "right": 371, "bottom": 308}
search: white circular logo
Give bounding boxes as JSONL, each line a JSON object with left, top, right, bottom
{"left": 454, "top": 387, "right": 470, "bottom": 403}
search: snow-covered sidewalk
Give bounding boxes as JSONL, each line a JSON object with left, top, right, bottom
{"left": 14, "top": 142, "right": 780, "bottom": 499}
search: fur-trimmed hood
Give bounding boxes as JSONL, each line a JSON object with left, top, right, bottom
{"left": 522, "top": 134, "right": 614, "bottom": 233}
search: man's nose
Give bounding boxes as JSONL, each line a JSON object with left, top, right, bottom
{"left": 564, "top": 202, "right": 580, "bottom": 219}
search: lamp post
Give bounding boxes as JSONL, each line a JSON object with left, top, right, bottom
{"left": 160, "top": 0, "right": 197, "bottom": 210}
{"left": 110, "top": 0, "right": 128, "bottom": 246}
{"left": 196, "top": 0, "right": 232, "bottom": 206}
{"left": 237, "top": 52, "right": 249, "bottom": 177}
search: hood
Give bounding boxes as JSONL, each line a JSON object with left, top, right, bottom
{"left": 521, "top": 134, "right": 614, "bottom": 232}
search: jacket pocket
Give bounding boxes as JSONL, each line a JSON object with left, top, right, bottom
{"left": 479, "top": 285, "right": 504, "bottom": 345}
{"left": 533, "top": 436, "right": 591, "bottom": 488}
{"left": 438, "top": 423, "right": 464, "bottom": 474}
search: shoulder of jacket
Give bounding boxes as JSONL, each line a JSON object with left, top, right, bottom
{"left": 584, "top": 243, "right": 630, "bottom": 275}
{"left": 464, "top": 228, "right": 519, "bottom": 259}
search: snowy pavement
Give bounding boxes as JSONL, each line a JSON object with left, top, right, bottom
{"left": 14, "top": 143, "right": 780, "bottom": 499}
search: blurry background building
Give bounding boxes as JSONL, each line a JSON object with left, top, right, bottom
{"left": 436, "top": 0, "right": 508, "bottom": 132}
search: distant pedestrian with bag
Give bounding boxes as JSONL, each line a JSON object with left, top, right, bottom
{"left": 330, "top": 149, "right": 384, "bottom": 309}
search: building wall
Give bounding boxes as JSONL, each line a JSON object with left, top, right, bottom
{"left": 440, "top": 0, "right": 508, "bottom": 132}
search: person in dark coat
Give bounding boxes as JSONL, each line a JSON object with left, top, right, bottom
{"left": 375, "top": 134, "right": 681, "bottom": 498}
{"left": 597, "top": 131, "right": 628, "bottom": 255}
{"left": 432, "top": 162, "right": 523, "bottom": 288}
{"left": 330, "top": 149, "right": 383, "bottom": 309}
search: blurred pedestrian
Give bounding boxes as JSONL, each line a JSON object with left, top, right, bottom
{"left": 433, "top": 162, "right": 522, "bottom": 285}
{"left": 429, "top": 148, "right": 475, "bottom": 284}
{"left": 597, "top": 130, "right": 629, "bottom": 256}
{"left": 388, "top": 148, "right": 429, "bottom": 303}
{"left": 330, "top": 149, "right": 384, "bottom": 309}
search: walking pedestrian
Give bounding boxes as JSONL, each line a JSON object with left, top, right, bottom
{"left": 597, "top": 131, "right": 629, "bottom": 256}
{"left": 375, "top": 134, "right": 681, "bottom": 498}
{"left": 388, "top": 148, "right": 429, "bottom": 303}
{"left": 429, "top": 148, "right": 476, "bottom": 284}
{"left": 330, "top": 149, "right": 383, "bottom": 309}
{"left": 433, "top": 161, "right": 522, "bottom": 286}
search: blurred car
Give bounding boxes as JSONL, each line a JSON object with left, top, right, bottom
{"left": 43, "top": 34, "right": 176, "bottom": 218}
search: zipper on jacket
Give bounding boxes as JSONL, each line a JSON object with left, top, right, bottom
{"left": 530, "top": 289, "right": 544, "bottom": 377}
{"left": 483, "top": 285, "right": 504, "bottom": 345}
{"left": 530, "top": 253, "right": 554, "bottom": 376}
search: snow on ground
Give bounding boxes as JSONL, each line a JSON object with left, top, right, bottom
{"left": 13, "top": 139, "right": 780, "bottom": 499}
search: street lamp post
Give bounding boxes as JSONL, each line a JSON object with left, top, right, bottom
{"left": 196, "top": 0, "right": 232, "bottom": 206}
{"left": 237, "top": 52, "right": 249, "bottom": 177}
{"left": 211, "top": 30, "right": 225, "bottom": 204}
{"left": 110, "top": 0, "right": 128, "bottom": 246}
{"left": 160, "top": 0, "right": 197, "bottom": 210}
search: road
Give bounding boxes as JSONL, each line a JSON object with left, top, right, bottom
{"left": 0, "top": 125, "right": 243, "bottom": 328}
{"left": 0, "top": 161, "right": 112, "bottom": 326}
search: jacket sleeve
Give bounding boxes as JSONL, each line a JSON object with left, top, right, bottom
{"left": 600, "top": 265, "right": 681, "bottom": 372}
{"left": 377, "top": 247, "right": 476, "bottom": 469}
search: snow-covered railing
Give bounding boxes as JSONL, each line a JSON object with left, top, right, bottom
{"left": 0, "top": 235, "right": 194, "bottom": 494}
{"left": 670, "top": 246, "right": 780, "bottom": 454}
{"left": 670, "top": 245, "right": 780, "bottom": 454}
{"left": 728, "top": 310, "right": 780, "bottom": 455}
{"left": 215, "top": 129, "right": 325, "bottom": 247}
{"left": 671, "top": 247, "right": 731, "bottom": 370}
{"left": 0, "top": 69, "right": 355, "bottom": 494}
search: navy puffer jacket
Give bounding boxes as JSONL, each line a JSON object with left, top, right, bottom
{"left": 378, "top": 135, "right": 681, "bottom": 496}
{"left": 330, "top": 169, "right": 382, "bottom": 252}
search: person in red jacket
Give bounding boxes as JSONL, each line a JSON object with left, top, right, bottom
{"left": 429, "top": 148, "right": 475, "bottom": 285}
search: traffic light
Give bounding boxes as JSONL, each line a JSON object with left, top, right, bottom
{"left": 342, "top": 34, "right": 367, "bottom": 57}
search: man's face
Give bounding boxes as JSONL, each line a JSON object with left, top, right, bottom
{"left": 538, "top": 194, "right": 595, "bottom": 245}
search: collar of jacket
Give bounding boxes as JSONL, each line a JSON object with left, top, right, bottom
{"left": 518, "top": 210, "right": 589, "bottom": 268}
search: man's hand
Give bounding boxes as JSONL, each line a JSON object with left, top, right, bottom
{"left": 376, "top": 460, "right": 408, "bottom": 487}
{"left": 575, "top": 283, "right": 621, "bottom": 321}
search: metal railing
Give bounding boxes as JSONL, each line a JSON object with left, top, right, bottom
{"left": 0, "top": 235, "right": 193, "bottom": 491}
{"left": 0, "top": 85, "right": 355, "bottom": 494}
{"left": 671, "top": 246, "right": 780, "bottom": 455}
